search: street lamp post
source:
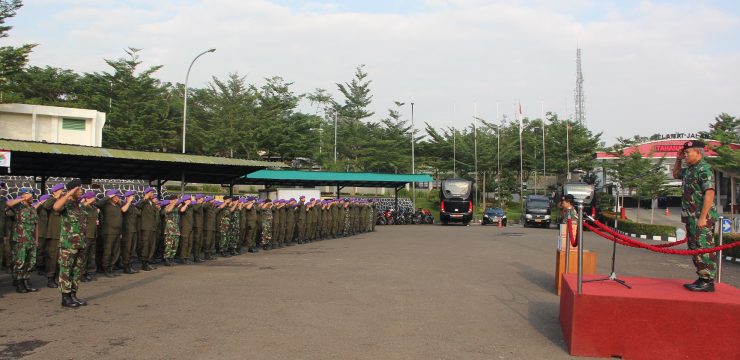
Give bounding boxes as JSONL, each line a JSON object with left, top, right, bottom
{"left": 410, "top": 102, "right": 416, "bottom": 208}
{"left": 182, "top": 48, "right": 216, "bottom": 154}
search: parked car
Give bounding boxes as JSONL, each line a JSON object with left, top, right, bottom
{"left": 482, "top": 207, "right": 507, "bottom": 226}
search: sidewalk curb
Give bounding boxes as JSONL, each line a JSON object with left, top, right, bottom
{"left": 614, "top": 229, "right": 677, "bottom": 242}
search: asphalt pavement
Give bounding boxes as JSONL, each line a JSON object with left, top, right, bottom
{"left": 1, "top": 224, "right": 737, "bottom": 359}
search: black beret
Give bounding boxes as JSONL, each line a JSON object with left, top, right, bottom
{"left": 66, "top": 179, "right": 82, "bottom": 190}
{"left": 682, "top": 140, "right": 705, "bottom": 150}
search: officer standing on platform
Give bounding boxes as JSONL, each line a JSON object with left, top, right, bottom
{"left": 673, "top": 140, "right": 720, "bottom": 292}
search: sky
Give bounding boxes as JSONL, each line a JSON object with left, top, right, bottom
{"left": 5, "top": 0, "right": 740, "bottom": 145}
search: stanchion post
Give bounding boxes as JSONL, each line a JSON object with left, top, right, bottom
{"left": 577, "top": 203, "right": 584, "bottom": 294}
{"left": 718, "top": 216, "right": 724, "bottom": 284}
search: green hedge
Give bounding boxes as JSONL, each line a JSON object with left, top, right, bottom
{"left": 722, "top": 233, "right": 740, "bottom": 259}
{"left": 599, "top": 211, "right": 677, "bottom": 238}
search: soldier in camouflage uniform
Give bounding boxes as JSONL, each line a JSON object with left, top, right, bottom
{"left": 161, "top": 199, "right": 181, "bottom": 266}
{"left": 53, "top": 179, "right": 88, "bottom": 308}
{"left": 229, "top": 198, "right": 241, "bottom": 255}
{"left": 260, "top": 200, "right": 274, "bottom": 250}
{"left": 217, "top": 198, "right": 233, "bottom": 257}
{"left": 7, "top": 188, "right": 40, "bottom": 293}
{"left": 342, "top": 199, "right": 351, "bottom": 237}
{"left": 673, "top": 140, "right": 720, "bottom": 292}
{"left": 41, "top": 183, "right": 65, "bottom": 288}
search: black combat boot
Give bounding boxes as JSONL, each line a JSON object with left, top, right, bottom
{"left": 61, "top": 293, "right": 80, "bottom": 308}
{"left": 685, "top": 278, "right": 715, "bottom": 292}
{"left": 163, "top": 258, "right": 173, "bottom": 267}
{"left": 193, "top": 257, "right": 204, "bottom": 263}
{"left": 47, "top": 276, "right": 58, "bottom": 288}
{"left": 70, "top": 291, "right": 88, "bottom": 306}
{"left": 23, "top": 279, "right": 39, "bottom": 292}
{"left": 16, "top": 281, "right": 28, "bottom": 294}
{"left": 141, "top": 262, "right": 152, "bottom": 271}
{"left": 104, "top": 267, "right": 116, "bottom": 278}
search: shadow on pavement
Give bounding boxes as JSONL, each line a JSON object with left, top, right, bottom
{"left": 510, "top": 261, "right": 554, "bottom": 293}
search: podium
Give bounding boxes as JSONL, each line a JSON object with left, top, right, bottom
{"left": 555, "top": 250, "right": 596, "bottom": 295}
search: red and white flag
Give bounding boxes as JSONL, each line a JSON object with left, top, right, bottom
{"left": 517, "top": 102, "right": 524, "bottom": 134}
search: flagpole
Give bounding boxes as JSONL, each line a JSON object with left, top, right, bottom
{"left": 453, "top": 103, "right": 456, "bottom": 177}
{"left": 474, "top": 102, "right": 478, "bottom": 224}
{"left": 518, "top": 101, "right": 524, "bottom": 208}
{"left": 496, "top": 102, "right": 500, "bottom": 206}
{"left": 541, "top": 101, "right": 546, "bottom": 195}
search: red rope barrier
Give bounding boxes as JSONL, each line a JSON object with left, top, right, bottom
{"left": 566, "top": 218, "right": 578, "bottom": 247}
{"left": 586, "top": 220, "right": 740, "bottom": 256}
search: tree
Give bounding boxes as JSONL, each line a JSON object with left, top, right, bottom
{"left": 336, "top": 64, "right": 374, "bottom": 121}
{"left": 702, "top": 113, "right": 740, "bottom": 174}
{"left": 0, "top": 0, "right": 36, "bottom": 101}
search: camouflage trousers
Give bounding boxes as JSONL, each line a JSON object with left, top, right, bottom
{"left": 686, "top": 219, "right": 717, "bottom": 280}
{"left": 218, "top": 228, "right": 230, "bottom": 251}
{"left": 343, "top": 216, "right": 351, "bottom": 236}
{"left": 229, "top": 226, "right": 239, "bottom": 250}
{"left": 261, "top": 219, "right": 272, "bottom": 246}
{"left": 58, "top": 247, "right": 85, "bottom": 294}
{"left": 164, "top": 234, "right": 180, "bottom": 259}
{"left": 11, "top": 241, "right": 37, "bottom": 281}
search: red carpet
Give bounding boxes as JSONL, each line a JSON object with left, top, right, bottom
{"left": 560, "top": 274, "right": 740, "bottom": 359}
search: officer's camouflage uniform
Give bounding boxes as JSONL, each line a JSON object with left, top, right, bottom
{"left": 57, "top": 201, "right": 87, "bottom": 294}
{"left": 679, "top": 158, "right": 719, "bottom": 280}
{"left": 343, "top": 205, "right": 351, "bottom": 236}
{"left": 11, "top": 202, "right": 38, "bottom": 281}
{"left": 229, "top": 209, "right": 240, "bottom": 251}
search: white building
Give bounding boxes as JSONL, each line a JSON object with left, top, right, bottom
{"left": 0, "top": 103, "right": 106, "bottom": 147}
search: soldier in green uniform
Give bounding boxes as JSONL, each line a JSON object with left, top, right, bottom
{"left": 96, "top": 189, "right": 130, "bottom": 277}
{"left": 285, "top": 198, "right": 296, "bottom": 245}
{"left": 272, "top": 200, "right": 283, "bottom": 248}
{"left": 80, "top": 191, "right": 98, "bottom": 281}
{"left": 203, "top": 196, "right": 218, "bottom": 259}
{"left": 53, "top": 179, "right": 88, "bottom": 308}
{"left": 35, "top": 194, "right": 50, "bottom": 275}
{"left": 191, "top": 194, "right": 205, "bottom": 262}
{"left": 245, "top": 197, "right": 259, "bottom": 252}
{"left": 121, "top": 190, "right": 139, "bottom": 274}
{"left": 673, "top": 140, "right": 720, "bottom": 292}
{"left": 295, "top": 196, "right": 306, "bottom": 244}
{"left": 7, "top": 188, "right": 40, "bottom": 293}
{"left": 342, "top": 199, "right": 351, "bottom": 237}
{"left": 176, "top": 195, "right": 194, "bottom": 264}
{"left": 41, "top": 183, "right": 65, "bottom": 288}
{"left": 238, "top": 198, "right": 247, "bottom": 254}
{"left": 260, "top": 200, "right": 274, "bottom": 250}
{"left": 136, "top": 188, "right": 159, "bottom": 270}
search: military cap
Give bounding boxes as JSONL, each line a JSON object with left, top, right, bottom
{"left": 105, "top": 189, "right": 120, "bottom": 197}
{"left": 51, "top": 183, "right": 65, "bottom": 193}
{"left": 39, "top": 194, "right": 51, "bottom": 202}
{"left": 19, "top": 187, "right": 35, "bottom": 195}
{"left": 204, "top": 196, "right": 214, "bottom": 202}
{"left": 299, "top": 195, "right": 306, "bottom": 199}
{"left": 66, "top": 179, "right": 82, "bottom": 190}
{"left": 194, "top": 193, "right": 204, "bottom": 200}
{"left": 143, "top": 187, "right": 155, "bottom": 194}
{"left": 82, "top": 191, "right": 96, "bottom": 199}
{"left": 123, "top": 190, "right": 136, "bottom": 197}
{"left": 683, "top": 140, "right": 706, "bottom": 150}
{"left": 159, "top": 200, "right": 171, "bottom": 207}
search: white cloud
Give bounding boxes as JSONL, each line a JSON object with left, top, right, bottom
{"left": 7, "top": 0, "right": 740, "bottom": 143}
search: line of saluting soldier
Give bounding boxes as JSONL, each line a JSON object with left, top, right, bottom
{"left": 0, "top": 180, "right": 377, "bottom": 308}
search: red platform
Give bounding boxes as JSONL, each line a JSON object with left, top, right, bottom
{"left": 560, "top": 274, "right": 740, "bottom": 360}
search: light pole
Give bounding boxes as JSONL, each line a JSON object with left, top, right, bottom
{"left": 410, "top": 102, "right": 416, "bottom": 208}
{"left": 334, "top": 112, "right": 338, "bottom": 163}
{"left": 182, "top": 48, "right": 216, "bottom": 154}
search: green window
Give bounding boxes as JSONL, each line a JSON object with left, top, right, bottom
{"left": 62, "top": 118, "right": 86, "bottom": 130}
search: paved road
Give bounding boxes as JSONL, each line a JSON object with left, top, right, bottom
{"left": 1, "top": 225, "right": 737, "bottom": 359}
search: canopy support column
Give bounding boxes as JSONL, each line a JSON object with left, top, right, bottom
{"left": 336, "top": 185, "right": 345, "bottom": 199}
{"left": 35, "top": 176, "right": 48, "bottom": 195}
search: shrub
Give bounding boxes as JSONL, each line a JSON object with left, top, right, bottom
{"left": 599, "top": 211, "right": 677, "bottom": 238}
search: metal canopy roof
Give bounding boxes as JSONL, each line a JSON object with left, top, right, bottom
{"left": 0, "top": 139, "right": 287, "bottom": 184}
{"left": 241, "top": 169, "right": 434, "bottom": 188}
